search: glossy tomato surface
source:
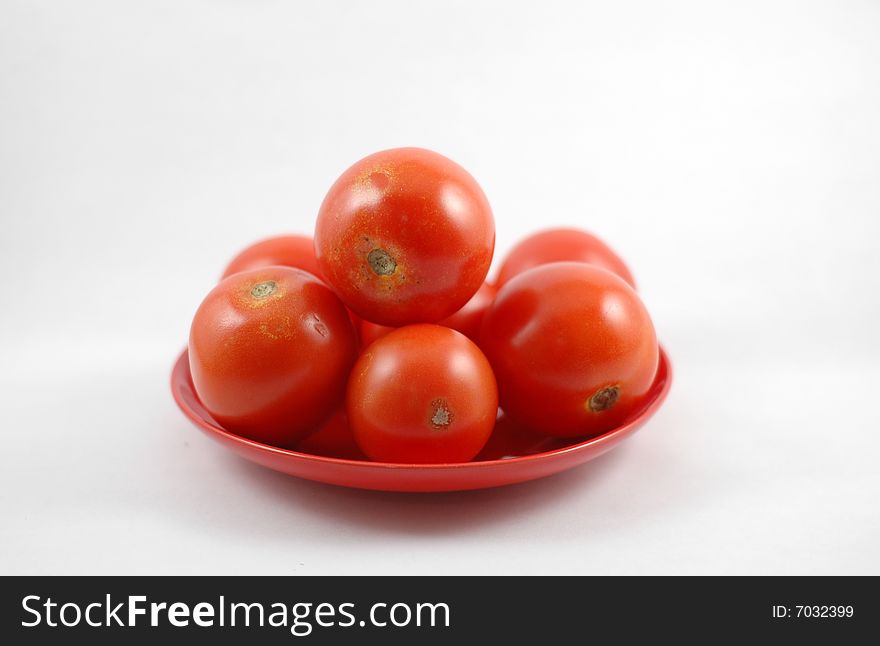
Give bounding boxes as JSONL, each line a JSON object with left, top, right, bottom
{"left": 495, "top": 228, "right": 636, "bottom": 289}
{"left": 189, "top": 267, "right": 358, "bottom": 447}
{"left": 314, "top": 148, "right": 495, "bottom": 326}
{"left": 481, "top": 262, "right": 658, "bottom": 438}
{"left": 347, "top": 324, "right": 498, "bottom": 463}
{"left": 221, "top": 234, "right": 322, "bottom": 280}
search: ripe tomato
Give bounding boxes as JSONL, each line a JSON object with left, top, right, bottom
{"left": 495, "top": 228, "right": 636, "bottom": 289}
{"left": 357, "top": 281, "right": 496, "bottom": 348}
{"left": 314, "top": 148, "right": 495, "bottom": 326}
{"left": 347, "top": 324, "right": 498, "bottom": 463}
{"left": 221, "top": 234, "right": 322, "bottom": 280}
{"left": 480, "top": 262, "right": 658, "bottom": 438}
{"left": 189, "top": 266, "right": 358, "bottom": 447}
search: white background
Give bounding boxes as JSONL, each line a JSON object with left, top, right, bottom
{"left": 1, "top": 1, "right": 878, "bottom": 575}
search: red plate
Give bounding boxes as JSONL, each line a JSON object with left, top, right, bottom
{"left": 170, "top": 347, "right": 672, "bottom": 492}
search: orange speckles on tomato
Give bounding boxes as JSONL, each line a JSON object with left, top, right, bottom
{"left": 235, "top": 277, "right": 286, "bottom": 310}
{"left": 258, "top": 316, "right": 293, "bottom": 341}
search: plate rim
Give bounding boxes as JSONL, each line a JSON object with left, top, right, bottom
{"left": 170, "top": 346, "right": 672, "bottom": 471}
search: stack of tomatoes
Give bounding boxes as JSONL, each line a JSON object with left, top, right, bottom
{"left": 188, "top": 148, "right": 659, "bottom": 464}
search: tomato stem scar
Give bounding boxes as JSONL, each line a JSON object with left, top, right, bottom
{"left": 250, "top": 281, "right": 277, "bottom": 299}
{"left": 430, "top": 399, "right": 452, "bottom": 429}
{"left": 588, "top": 386, "right": 620, "bottom": 412}
{"left": 368, "top": 248, "right": 397, "bottom": 276}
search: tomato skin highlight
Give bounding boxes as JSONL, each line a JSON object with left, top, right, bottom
{"left": 221, "top": 234, "right": 322, "bottom": 280}
{"left": 495, "top": 228, "right": 636, "bottom": 289}
{"left": 346, "top": 324, "right": 498, "bottom": 464}
{"left": 314, "top": 147, "right": 495, "bottom": 326}
{"left": 480, "top": 262, "right": 658, "bottom": 438}
{"left": 189, "top": 267, "right": 358, "bottom": 447}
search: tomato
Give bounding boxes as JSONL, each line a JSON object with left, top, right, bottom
{"left": 314, "top": 147, "right": 495, "bottom": 326}
{"left": 495, "top": 228, "right": 636, "bottom": 289}
{"left": 480, "top": 262, "right": 658, "bottom": 438}
{"left": 294, "top": 410, "right": 367, "bottom": 461}
{"left": 346, "top": 324, "right": 498, "bottom": 463}
{"left": 189, "top": 266, "right": 358, "bottom": 447}
{"left": 357, "top": 281, "right": 496, "bottom": 348}
{"left": 221, "top": 234, "right": 322, "bottom": 280}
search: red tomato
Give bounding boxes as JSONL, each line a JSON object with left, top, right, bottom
{"left": 358, "top": 281, "right": 496, "bottom": 348}
{"left": 347, "top": 324, "right": 498, "bottom": 463}
{"left": 480, "top": 262, "right": 658, "bottom": 438}
{"left": 221, "top": 234, "right": 322, "bottom": 280}
{"left": 189, "top": 267, "right": 358, "bottom": 447}
{"left": 314, "top": 148, "right": 495, "bottom": 326}
{"left": 293, "top": 410, "right": 367, "bottom": 461}
{"left": 495, "top": 228, "right": 636, "bottom": 289}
